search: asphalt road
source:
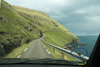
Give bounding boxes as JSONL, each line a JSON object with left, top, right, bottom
{"left": 18, "top": 38, "right": 54, "bottom": 59}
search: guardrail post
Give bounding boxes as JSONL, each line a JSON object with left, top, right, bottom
{"left": 62, "top": 52, "right": 64, "bottom": 60}
{"left": 49, "top": 45, "right": 50, "bottom": 49}
{"left": 53, "top": 48, "right": 55, "bottom": 53}
{"left": 47, "top": 44, "right": 50, "bottom": 49}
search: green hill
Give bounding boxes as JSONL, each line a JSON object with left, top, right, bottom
{"left": 12, "top": 5, "right": 79, "bottom": 47}
{"left": 0, "top": 0, "right": 79, "bottom": 57}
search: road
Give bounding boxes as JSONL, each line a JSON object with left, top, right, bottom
{"left": 18, "top": 38, "right": 54, "bottom": 59}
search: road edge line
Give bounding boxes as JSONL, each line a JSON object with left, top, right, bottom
{"left": 17, "top": 55, "right": 21, "bottom": 58}
{"left": 46, "top": 49, "right": 51, "bottom": 54}
{"left": 24, "top": 48, "right": 28, "bottom": 52}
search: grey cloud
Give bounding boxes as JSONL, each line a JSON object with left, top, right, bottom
{"left": 4, "top": 0, "right": 100, "bottom": 36}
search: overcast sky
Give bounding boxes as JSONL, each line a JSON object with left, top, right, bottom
{"left": 5, "top": 0, "right": 100, "bottom": 36}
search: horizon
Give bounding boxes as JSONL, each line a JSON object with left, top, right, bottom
{"left": 77, "top": 35, "right": 99, "bottom": 37}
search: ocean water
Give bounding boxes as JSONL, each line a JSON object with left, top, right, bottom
{"left": 77, "top": 36, "right": 98, "bottom": 57}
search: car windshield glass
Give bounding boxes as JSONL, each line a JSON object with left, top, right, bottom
{"left": 0, "top": 0, "right": 99, "bottom": 66}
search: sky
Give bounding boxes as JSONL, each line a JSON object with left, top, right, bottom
{"left": 4, "top": 0, "right": 100, "bottom": 36}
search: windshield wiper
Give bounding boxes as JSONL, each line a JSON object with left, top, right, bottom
{"left": 16, "top": 58, "right": 84, "bottom": 65}
{"left": 0, "top": 58, "right": 84, "bottom": 65}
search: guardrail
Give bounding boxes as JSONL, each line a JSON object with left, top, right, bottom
{"left": 42, "top": 39, "right": 89, "bottom": 62}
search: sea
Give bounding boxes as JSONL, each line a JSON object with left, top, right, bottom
{"left": 77, "top": 36, "right": 98, "bottom": 57}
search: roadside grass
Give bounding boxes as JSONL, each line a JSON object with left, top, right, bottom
{"left": 4, "top": 40, "right": 33, "bottom": 58}
{"left": 44, "top": 31, "right": 78, "bottom": 47}
{"left": 42, "top": 41, "right": 62, "bottom": 59}
{"left": 43, "top": 31, "right": 81, "bottom": 61}
{"left": 42, "top": 41, "right": 78, "bottom": 61}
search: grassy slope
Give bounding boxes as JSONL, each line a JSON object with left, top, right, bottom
{"left": 44, "top": 31, "right": 78, "bottom": 47}
{"left": 12, "top": 5, "right": 69, "bottom": 32}
{"left": 0, "top": 0, "right": 79, "bottom": 58}
{"left": 12, "top": 5, "right": 79, "bottom": 60}
{"left": 12, "top": 5, "right": 79, "bottom": 48}
{"left": 0, "top": 1, "right": 41, "bottom": 57}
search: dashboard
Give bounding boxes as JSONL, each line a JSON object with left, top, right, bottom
{"left": 0, "top": 64, "right": 82, "bottom": 67}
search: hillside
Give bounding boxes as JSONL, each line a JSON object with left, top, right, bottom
{"left": 12, "top": 5, "right": 79, "bottom": 47}
{"left": 0, "top": 0, "right": 79, "bottom": 57}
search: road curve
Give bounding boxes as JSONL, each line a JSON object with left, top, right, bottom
{"left": 19, "top": 38, "right": 54, "bottom": 59}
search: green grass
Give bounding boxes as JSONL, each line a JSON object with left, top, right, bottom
{"left": 42, "top": 41, "right": 85, "bottom": 65}
{"left": 0, "top": 0, "right": 79, "bottom": 58}
{"left": 12, "top": 4, "right": 79, "bottom": 49}
{"left": 43, "top": 32, "right": 80, "bottom": 61}
{"left": 42, "top": 41, "right": 79, "bottom": 61}
{"left": 0, "top": 1, "right": 41, "bottom": 57}
{"left": 44, "top": 31, "right": 79, "bottom": 47}
{"left": 12, "top": 5, "right": 70, "bottom": 32}
{"left": 4, "top": 40, "right": 33, "bottom": 58}
{"left": 42, "top": 41, "right": 62, "bottom": 59}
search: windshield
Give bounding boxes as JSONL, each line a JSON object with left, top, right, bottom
{"left": 0, "top": 0, "right": 99, "bottom": 65}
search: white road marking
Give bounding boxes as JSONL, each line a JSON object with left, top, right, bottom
{"left": 17, "top": 55, "right": 21, "bottom": 58}
{"left": 46, "top": 49, "right": 51, "bottom": 54}
{"left": 41, "top": 42, "right": 45, "bottom": 48}
{"left": 24, "top": 48, "right": 28, "bottom": 52}
{"left": 29, "top": 42, "right": 32, "bottom": 47}
{"left": 29, "top": 42, "right": 33, "bottom": 47}
{"left": 41, "top": 42, "right": 43, "bottom": 45}
{"left": 43, "top": 45, "right": 45, "bottom": 48}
